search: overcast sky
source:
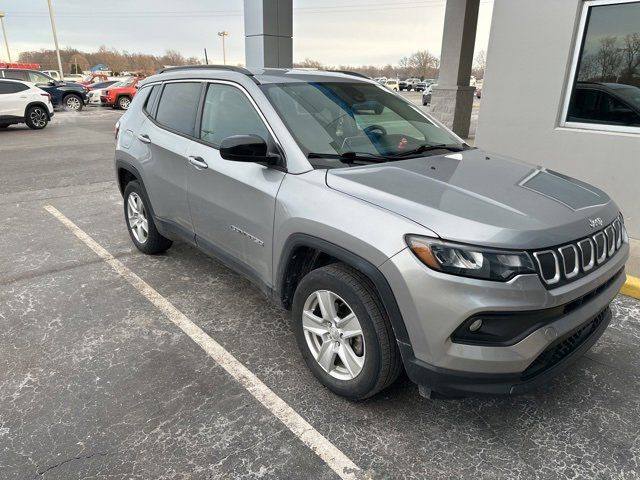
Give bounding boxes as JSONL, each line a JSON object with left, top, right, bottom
{"left": 0, "top": 0, "right": 494, "bottom": 66}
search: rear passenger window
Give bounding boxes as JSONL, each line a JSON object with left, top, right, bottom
{"left": 155, "top": 82, "right": 201, "bottom": 136}
{"left": 199, "top": 83, "right": 269, "bottom": 146}
{"left": 0, "top": 82, "right": 28, "bottom": 94}
{"left": 144, "top": 85, "right": 160, "bottom": 115}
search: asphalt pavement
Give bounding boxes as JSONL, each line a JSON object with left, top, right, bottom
{"left": 0, "top": 107, "right": 639, "bottom": 480}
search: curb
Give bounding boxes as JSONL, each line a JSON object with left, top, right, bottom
{"left": 620, "top": 275, "right": 640, "bottom": 299}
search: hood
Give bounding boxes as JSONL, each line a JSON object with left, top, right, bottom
{"left": 325, "top": 149, "right": 619, "bottom": 249}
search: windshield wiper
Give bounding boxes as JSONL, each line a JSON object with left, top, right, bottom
{"left": 389, "top": 144, "right": 465, "bottom": 158}
{"left": 307, "top": 152, "right": 388, "bottom": 163}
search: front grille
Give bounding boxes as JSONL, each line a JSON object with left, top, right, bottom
{"left": 532, "top": 215, "right": 626, "bottom": 288}
{"left": 521, "top": 306, "right": 610, "bottom": 380}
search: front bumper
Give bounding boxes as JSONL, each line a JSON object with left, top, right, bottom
{"left": 380, "top": 242, "right": 629, "bottom": 395}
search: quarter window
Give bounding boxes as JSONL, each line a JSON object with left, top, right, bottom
{"left": 143, "top": 85, "right": 160, "bottom": 115}
{"left": 199, "top": 83, "right": 269, "bottom": 146}
{"left": 564, "top": 0, "right": 640, "bottom": 131}
{"left": 155, "top": 82, "right": 202, "bottom": 136}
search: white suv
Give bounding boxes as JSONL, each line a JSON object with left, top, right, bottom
{"left": 0, "top": 79, "right": 54, "bottom": 130}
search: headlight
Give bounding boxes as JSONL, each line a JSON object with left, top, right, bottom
{"left": 406, "top": 235, "right": 536, "bottom": 281}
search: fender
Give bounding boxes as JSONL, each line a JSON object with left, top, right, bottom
{"left": 277, "top": 233, "right": 411, "bottom": 347}
{"left": 24, "top": 101, "right": 51, "bottom": 119}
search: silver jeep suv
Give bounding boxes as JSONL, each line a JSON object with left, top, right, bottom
{"left": 114, "top": 66, "right": 629, "bottom": 399}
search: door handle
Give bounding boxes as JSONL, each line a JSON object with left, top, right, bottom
{"left": 137, "top": 133, "right": 151, "bottom": 144}
{"left": 188, "top": 156, "right": 208, "bottom": 170}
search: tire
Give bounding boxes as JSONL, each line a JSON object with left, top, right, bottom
{"left": 291, "top": 263, "right": 402, "bottom": 400}
{"left": 63, "top": 94, "right": 83, "bottom": 111}
{"left": 123, "top": 181, "right": 172, "bottom": 254}
{"left": 0, "top": 124, "right": 9, "bottom": 128}
{"left": 25, "top": 106, "right": 49, "bottom": 130}
{"left": 117, "top": 96, "right": 132, "bottom": 110}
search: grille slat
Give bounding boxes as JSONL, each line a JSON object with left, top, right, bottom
{"left": 533, "top": 216, "right": 625, "bottom": 288}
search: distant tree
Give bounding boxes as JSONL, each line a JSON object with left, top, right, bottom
{"left": 472, "top": 49, "right": 486, "bottom": 80}
{"left": 620, "top": 33, "right": 640, "bottom": 82}
{"left": 293, "top": 58, "right": 324, "bottom": 69}
{"left": 594, "top": 36, "right": 623, "bottom": 81}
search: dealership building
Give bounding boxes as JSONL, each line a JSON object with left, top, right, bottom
{"left": 239, "top": 0, "right": 640, "bottom": 275}
{"left": 477, "top": 0, "right": 640, "bottom": 276}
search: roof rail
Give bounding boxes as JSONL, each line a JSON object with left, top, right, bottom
{"left": 327, "top": 70, "right": 371, "bottom": 80}
{"left": 157, "top": 64, "right": 254, "bottom": 76}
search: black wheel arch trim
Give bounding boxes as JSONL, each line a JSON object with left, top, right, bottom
{"left": 24, "top": 102, "right": 51, "bottom": 119}
{"left": 276, "top": 233, "right": 412, "bottom": 347}
{"left": 115, "top": 160, "right": 159, "bottom": 221}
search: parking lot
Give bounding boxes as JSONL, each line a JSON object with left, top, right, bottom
{"left": 1, "top": 105, "right": 639, "bottom": 479}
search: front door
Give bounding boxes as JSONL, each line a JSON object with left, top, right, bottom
{"left": 186, "top": 82, "right": 286, "bottom": 288}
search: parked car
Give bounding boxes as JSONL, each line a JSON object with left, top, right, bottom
{"left": 422, "top": 83, "right": 436, "bottom": 105}
{"left": 87, "top": 81, "right": 121, "bottom": 105}
{"left": 398, "top": 79, "right": 408, "bottom": 91}
{"left": 101, "top": 76, "right": 143, "bottom": 110}
{"left": 414, "top": 81, "right": 427, "bottom": 92}
{"left": 0, "top": 69, "right": 88, "bottom": 111}
{"left": 41, "top": 70, "right": 61, "bottom": 81}
{"left": 384, "top": 78, "right": 399, "bottom": 91}
{"left": 115, "top": 66, "right": 629, "bottom": 400}
{"left": 567, "top": 82, "right": 640, "bottom": 127}
{"left": 0, "top": 79, "right": 54, "bottom": 129}
{"left": 475, "top": 82, "right": 483, "bottom": 99}
{"left": 80, "top": 73, "right": 110, "bottom": 86}
{"left": 401, "top": 78, "right": 420, "bottom": 91}
{"left": 373, "top": 77, "right": 387, "bottom": 85}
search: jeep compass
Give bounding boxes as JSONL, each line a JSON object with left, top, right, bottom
{"left": 114, "top": 66, "right": 629, "bottom": 399}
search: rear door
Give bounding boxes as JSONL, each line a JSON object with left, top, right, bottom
{"left": 185, "top": 81, "right": 286, "bottom": 287}
{"left": 0, "top": 81, "right": 29, "bottom": 119}
{"left": 137, "top": 81, "right": 203, "bottom": 237}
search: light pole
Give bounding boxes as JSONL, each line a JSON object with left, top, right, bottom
{"left": 46, "top": 0, "right": 65, "bottom": 80}
{"left": 217, "top": 31, "right": 229, "bottom": 65}
{"left": 0, "top": 12, "right": 11, "bottom": 63}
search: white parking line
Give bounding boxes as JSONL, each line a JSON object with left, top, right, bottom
{"left": 44, "top": 205, "right": 365, "bottom": 480}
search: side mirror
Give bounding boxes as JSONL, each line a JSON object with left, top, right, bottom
{"left": 220, "top": 135, "right": 280, "bottom": 165}
{"left": 48, "top": 80, "right": 57, "bottom": 86}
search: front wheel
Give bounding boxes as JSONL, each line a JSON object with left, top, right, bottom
{"left": 291, "top": 263, "right": 402, "bottom": 400}
{"left": 123, "top": 181, "right": 172, "bottom": 254}
{"left": 25, "top": 106, "right": 49, "bottom": 129}
{"left": 63, "top": 94, "right": 83, "bottom": 111}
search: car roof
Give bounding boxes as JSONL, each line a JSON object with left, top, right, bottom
{"left": 142, "top": 66, "right": 376, "bottom": 87}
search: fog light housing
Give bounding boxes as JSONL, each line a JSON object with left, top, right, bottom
{"left": 468, "top": 319, "right": 483, "bottom": 332}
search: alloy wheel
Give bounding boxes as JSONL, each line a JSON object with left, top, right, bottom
{"left": 119, "top": 97, "right": 131, "bottom": 109}
{"left": 127, "top": 192, "right": 149, "bottom": 244}
{"left": 29, "top": 108, "right": 47, "bottom": 128}
{"left": 65, "top": 96, "right": 81, "bottom": 111}
{"left": 302, "top": 290, "right": 365, "bottom": 380}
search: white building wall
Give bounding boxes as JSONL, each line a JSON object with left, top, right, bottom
{"left": 476, "top": 0, "right": 640, "bottom": 251}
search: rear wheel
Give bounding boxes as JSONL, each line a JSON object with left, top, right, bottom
{"left": 117, "top": 96, "right": 132, "bottom": 110}
{"left": 63, "top": 94, "right": 83, "bottom": 111}
{"left": 25, "top": 106, "right": 49, "bottom": 129}
{"left": 291, "top": 263, "right": 402, "bottom": 400}
{"left": 123, "top": 181, "right": 172, "bottom": 254}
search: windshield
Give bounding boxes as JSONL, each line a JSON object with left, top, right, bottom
{"left": 261, "top": 81, "right": 463, "bottom": 164}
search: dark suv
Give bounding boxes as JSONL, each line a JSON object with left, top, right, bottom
{"left": 0, "top": 69, "right": 88, "bottom": 111}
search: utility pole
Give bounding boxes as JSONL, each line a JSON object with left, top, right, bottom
{"left": 204, "top": 47, "right": 209, "bottom": 65}
{"left": 46, "top": 0, "right": 65, "bottom": 79}
{"left": 217, "top": 31, "right": 229, "bottom": 65}
{"left": 0, "top": 12, "right": 11, "bottom": 63}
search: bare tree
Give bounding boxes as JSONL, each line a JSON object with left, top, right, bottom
{"left": 621, "top": 33, "right": 640, "bottom": 82}
{"left": 472, "top": 49, "right": 486, "bottom": 80}
{"left": 594, "top": 36, "right": 623, "bottom": 81}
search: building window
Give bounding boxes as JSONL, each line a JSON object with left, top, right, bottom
{"left": 563, "top": 0, "right": 640, "bottom": 133}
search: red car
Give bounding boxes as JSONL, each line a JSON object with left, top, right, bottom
{"left": 100, "top": 77, "right": 144, "bottom": 110}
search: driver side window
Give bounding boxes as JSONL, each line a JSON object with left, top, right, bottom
{"left": 200, "top": 83, "right": 269, "bottom": 147}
